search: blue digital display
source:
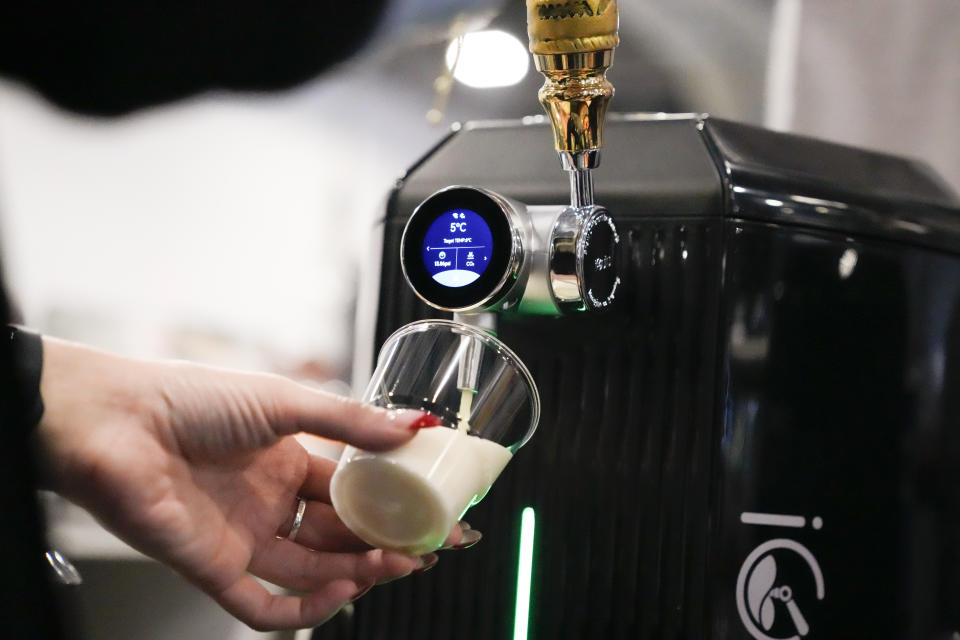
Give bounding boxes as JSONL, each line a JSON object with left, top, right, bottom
{"left": 422, "top": 209, "right": 494, "bottom": 287}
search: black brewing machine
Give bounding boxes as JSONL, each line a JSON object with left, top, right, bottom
{"left": 317, "top": 2, "right": 960, "bottom": 637}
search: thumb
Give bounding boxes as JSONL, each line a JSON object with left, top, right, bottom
{"left": 268, "top": 379, "right": 442, "bottom": 451}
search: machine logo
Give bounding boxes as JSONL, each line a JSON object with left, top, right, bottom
{"left": 736, "top": 514, "right": 826, "bottom": 640}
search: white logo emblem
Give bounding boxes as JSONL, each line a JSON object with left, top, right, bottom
{"left": 737, "top": 515, "right": 826, "bottom": 640}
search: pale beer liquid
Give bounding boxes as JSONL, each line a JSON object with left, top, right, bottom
{"left": 458, "top": 388, "right": 474, "bottom": 433}
{"left": 330, "top": 425, "right": 512, "bottom": 554}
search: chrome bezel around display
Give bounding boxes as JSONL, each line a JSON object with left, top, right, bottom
{"left": 401, "top": 186, "right": 524, "bottom": 313}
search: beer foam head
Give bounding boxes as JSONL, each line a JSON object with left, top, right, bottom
{"left": 526, "top": 0, "right": 620, "bottom": 54}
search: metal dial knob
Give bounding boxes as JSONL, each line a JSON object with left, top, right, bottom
{"left": 549, "top": 206, "right": 620, "bottom": 312}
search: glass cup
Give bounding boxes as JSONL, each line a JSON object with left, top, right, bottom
{"left": 330, "top": 319, "right": 540, "bottom": 555}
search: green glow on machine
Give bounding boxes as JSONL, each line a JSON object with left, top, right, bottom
{"left": 513, "top": 507, "right": 536, "bottom": 640}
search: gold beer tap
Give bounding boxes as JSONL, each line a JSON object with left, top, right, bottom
{"left": 526, "top": 0, "right": 619, "bottom": 207}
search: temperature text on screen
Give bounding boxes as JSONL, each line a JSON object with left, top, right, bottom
{"left": 422, "top": 209, "right": 495, "bottom": 288}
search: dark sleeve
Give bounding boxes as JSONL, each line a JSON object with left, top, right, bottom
{"left": 0, "top": 0, "right": 389, "bottom": 116}
{"left": 0, "top": 289, "right": 68, "bottom": 639}
{"left": 8, "top": 326, "right": 45, "bottom": 435}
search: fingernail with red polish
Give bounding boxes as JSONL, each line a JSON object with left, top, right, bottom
{"left": 409, "top": 414, "right": 444, "bottom": 430}
{"left": 453, "top": 529, "right": 482, "bottom": 550}
{"left": 350, "top": 582, "right": 374, "bottom": 602}
{"left": 413, "top": 553, "right": 439, "bottom": 574}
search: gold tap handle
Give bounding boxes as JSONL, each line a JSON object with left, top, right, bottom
{"left": 526, "top": 0, "right": 619, "bottom": 55}
{"left": 526, "top": 0, "right": 619, "bottom": 166}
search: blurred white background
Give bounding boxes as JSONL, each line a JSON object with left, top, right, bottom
{"left": 0, "top": 64, "right": 441, "bottom": 381}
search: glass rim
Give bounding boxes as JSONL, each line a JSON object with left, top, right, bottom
{"left": 380, "top": 319, "right": 541, "bottom": 448}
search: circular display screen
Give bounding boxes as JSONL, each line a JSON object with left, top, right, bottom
{"left": 421, "top": 209, "right": 494, "bottom": 288}
{"left": 402, "top": 187, "right": 515, "bottom": 311}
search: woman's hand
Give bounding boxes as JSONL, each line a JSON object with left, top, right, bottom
{"left": 36, "top": 337, "right": 473, "bottom": 630}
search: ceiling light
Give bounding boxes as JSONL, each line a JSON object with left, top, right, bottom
{"left": 446, "top": 30, "right": 529, "bottom": 89}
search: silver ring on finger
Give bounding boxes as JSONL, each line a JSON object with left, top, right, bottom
{"left": 287, "top": 496, "right": 307, "bottom": 541}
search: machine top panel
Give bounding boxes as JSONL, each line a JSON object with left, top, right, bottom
{"left": 394, "top": 114, "right": 960, "bottom": 254}
{"left": 704, "top": 117, "right": 959, "bottom": 209}
{"left": 702, "top": 117, "right": 960, "bottom": 254}
{"left": 396, "top": 115, "right": 724, "bottom": 222}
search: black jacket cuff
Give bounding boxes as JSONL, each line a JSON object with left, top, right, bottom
{"left": 8, "top": 326, "right": 45, "bottom": 434}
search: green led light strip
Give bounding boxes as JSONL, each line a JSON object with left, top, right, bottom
{"left": 513, "top": 506, "right": 536, "bottom": 640}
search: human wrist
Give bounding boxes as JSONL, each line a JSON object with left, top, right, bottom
{"left": 35, "top": 337, "right": 166, "bottom": 497}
